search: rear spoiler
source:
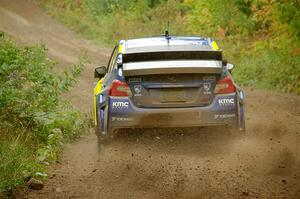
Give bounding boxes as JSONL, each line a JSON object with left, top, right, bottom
{"left": 121, "top": 50, "right": 223, "bottom": 76}
{"left": 122, "top": 50, "right": 222, "bottom": 63}
{"left": 122, "top": 60, "right": 223, "bottom": 76}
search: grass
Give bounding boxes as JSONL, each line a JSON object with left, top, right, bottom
{"left": 0, "top": 140, "right": 38, "bottom": 193}
{"left": 0, "top": 33, "right": 89, "bottom": 195}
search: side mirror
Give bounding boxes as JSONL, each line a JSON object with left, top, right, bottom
{"left": 226, "top": 63, "right": 235, "bottom": 73}
{"left": 94, "top": 66, "right": 107, "bottom": 78}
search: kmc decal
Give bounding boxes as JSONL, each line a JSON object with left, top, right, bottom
{"left": 218, "top": 98, "right": 235, "bottom": 106}
{"left": 112, "top": 101, "right": 129, "bottom": 109}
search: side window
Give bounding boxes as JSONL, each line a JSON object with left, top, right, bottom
{"left": 107, "top": 46, "right": 118, "bottom": 73}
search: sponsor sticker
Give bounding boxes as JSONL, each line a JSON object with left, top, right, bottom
{"left": 214, "top": 114, "right": 236, "bottom": 119}
{"left": 203, "top": 82, "right": 212, "bottom": 94}
{"left": 111, "top": 117, "right": 133, "bottom": 122}
{"left": 203, "top": 83, "right": 211, "bottom": 91}
{"left": 116, "top": 54, "right": 123, "bottom": 65}
{"left": 129, "top": 77, "right": 141, "bottom": 83}
{"left": 133, "top": 85, "right": 142, "bottom": 96}
{"left": 112, "top": 101, "right": 129, "bottom": 109}
{"left": 203, "top": 76, "right": 216, "bottom": 81}
{"left": 218, "top": 98, "right": 235, "bottom": 106}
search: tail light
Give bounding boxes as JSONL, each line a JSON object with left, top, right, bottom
{"left": 214, "top": 76, "right": 236, "bottom": 94}
{"left": 109, "top": 80, "right": 132, "bottom": 96}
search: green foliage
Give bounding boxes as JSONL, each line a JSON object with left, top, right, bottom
{"left": 277, "top": 1, "right": 300, "bottom": 37}
{"left": 0, "top": 35, "right": 88, "bottom": 194}
{"left": 228, "top": 39, "right": 300, "bottom": 93}
{"left": 0, "top": 140, "right": 38, "bottom": 193}
{"left": 37, "top": 0, "right": 179, "bottom": 44}
{"left": 184, "top": 0, "right": 256, "bottom": 37}
{"left": 59, "top": 54, "right": 87, "bottom": 92}
{"left": 37, "top": 0, "right": 300, "bottom": 94}
{"left": 0, "top": 39, "right": 59, "bottom": 130}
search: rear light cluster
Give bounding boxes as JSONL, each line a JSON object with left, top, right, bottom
{"left": 109, "top": 80, "right": 132, "bottom": 96}
{"left": 214, "top": 76, "right": 236, "bottom": 94}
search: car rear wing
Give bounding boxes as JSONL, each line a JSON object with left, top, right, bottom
{"left": 122, "top": 60, "right": 222, "bottom": 76}
{"left": 121, "top": 50, "right": 223, "bottom": 76}
{"left": 122, "top": 50, "right": 222, "bottom": 63}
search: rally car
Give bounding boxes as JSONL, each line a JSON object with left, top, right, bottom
{"left": 93, "top": 35, "right": 245, "bottom": 140}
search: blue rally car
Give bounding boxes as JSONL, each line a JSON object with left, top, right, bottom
{"left": 93, "top": 35, "right": 245, "bottom": 140}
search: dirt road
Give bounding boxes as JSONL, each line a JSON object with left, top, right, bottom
{"left": 1, "top": 1, "right": 300, "bottom": 198}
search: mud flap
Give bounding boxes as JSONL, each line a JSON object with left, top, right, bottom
{"left": 99, "top": 94, "right": 105, "bottom": 132}
{"left": 237, "top": 90, "right": 245, "bottom": 131}
{"left": 95, "top": 94, "right": 109, "bottom": 137}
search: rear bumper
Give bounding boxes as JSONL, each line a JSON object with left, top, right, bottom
{"left": 107, "top": 92, "right": 244, "bottom": 133}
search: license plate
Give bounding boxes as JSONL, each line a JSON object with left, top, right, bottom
{"left": 160, "top": 89, "right": 186, "bottom": 102}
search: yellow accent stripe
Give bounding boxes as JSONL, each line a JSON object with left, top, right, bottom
{"left": 93, "top": 78, "right": 104, "bottom": 126}
{"left": 118, "top": 45, "right": 124, "bottom": 54}
{"left": 211, "top": 41, "right": 219, "bottom": 51}
{"left": 118, "top": 40, "right": 125, "bottom": 54}
{"left": 94, "top": 78, "right": 104, "bottom": 96}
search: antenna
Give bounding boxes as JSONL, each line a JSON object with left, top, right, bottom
{"left": 165, "top": 30, "right": 170, "bottom": 44}
{"left": 165, "top": 0, "right": 171, "bottom": 44}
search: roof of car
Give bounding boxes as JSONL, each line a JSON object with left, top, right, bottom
{"left": 120, "top": 36, "right": 219, "bottom": 54}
